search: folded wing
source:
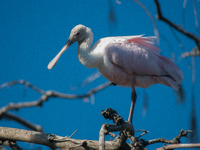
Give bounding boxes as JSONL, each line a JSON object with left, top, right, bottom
{"left": 105, "top": 36, "right": 184, "bottom": 90}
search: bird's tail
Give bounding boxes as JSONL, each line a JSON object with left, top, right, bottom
{"left": 156, "top": 55, "right": 184, "bottom": 91}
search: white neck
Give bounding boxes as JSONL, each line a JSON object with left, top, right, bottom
{"left": 77, "top": 28, "right": 102, "bottom": 68}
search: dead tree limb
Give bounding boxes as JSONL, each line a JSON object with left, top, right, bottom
{"left": 156, "top": 143, "right": 200, "bottom": 150}
{"left": 0, "top": 127, "right": 132, "bottom": 150}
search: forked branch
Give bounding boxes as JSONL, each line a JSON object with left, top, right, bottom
{"left": 0, "top": 80, "right": 111, "bottom": 116}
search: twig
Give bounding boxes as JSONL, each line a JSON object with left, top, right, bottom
{"left": 182, "top": 47, "right": 200, "bottom": 58}
{"left": 137, "top": 130, "right": 149, "bottom": 139}
{"left": 0, "top": 80, "right": 45, "bottom": 94}
{"left": 154, "top": 0, "right": 200, "bottom": 49}
{"left": 0, "top": 80, "right": 111, "bottom": 116}
{"left": 1, "top": 112, "right": 43, "bottom": 132}
{"left": 143, "top": 129, "right": 192, "bottom": 147}
{"left": 69, "top": 130, "right": 78, "bottom": 138}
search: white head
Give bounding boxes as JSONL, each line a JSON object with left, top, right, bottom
{"left": 47, "top": 24, "right": 90, "bottom": 70}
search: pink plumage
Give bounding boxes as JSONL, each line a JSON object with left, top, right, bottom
{"left": 96, "top": 35, "right": 183, "bottom": 91}
{"left": 48, "top": 24, "right": 184, "bottom": 123}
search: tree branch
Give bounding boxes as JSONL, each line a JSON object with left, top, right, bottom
{"left": 154, "top": 0, "right": 200, "bottom": 49}
{"left": 182, "top": 47, "right": 200, "bottom": 58}
{"left": 99, "top": 108, "right": 135, "bottom": 150}
{"left": 0, "top": 80, "right": 45, "bottom": 94}
{"left": 1, "top": 112, "right": 43, "bottom": 132}
{"left": 156, "top": 143, "right": 200, "bottom": 150}
{"left": 143, "top": 129, "right": 192, "bottom": 147}
{"left": 0, "top": 80, "right": 111, "bottom": 116}
{"left": 0, "top": 127, "right": 132, "bottom": 150}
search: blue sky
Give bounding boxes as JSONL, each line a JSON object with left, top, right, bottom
{"left": 0, "top": 0, "right": 200, "bottom": 149}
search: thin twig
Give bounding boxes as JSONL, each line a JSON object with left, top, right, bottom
{"left": 154, "top": 0, "right": 200, "bottom": 49}
{"left": 143, "top": 129, "right": 192, "bottom": 147}
{"left": 0, "top": 80, "right": 45, "bottom": 94}
{"left": 69, "top": 130, "right": 78, "bottom": 138}
{"left": 137, "top": 130, "right": 149, "bottom": 139}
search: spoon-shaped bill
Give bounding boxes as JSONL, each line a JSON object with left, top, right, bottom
{"left": 47, "top": 44, "right": 69, "bottom": 70}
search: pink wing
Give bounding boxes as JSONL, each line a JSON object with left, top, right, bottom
{"left": 105, "top": 36, "right": 183, "bottom": 88}
{"left": 127, "top": 36, "right": 160, "bottom": 53}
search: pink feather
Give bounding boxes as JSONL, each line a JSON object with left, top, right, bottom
{"left": 100, "top": 35, "right": 184, "bottom": 90}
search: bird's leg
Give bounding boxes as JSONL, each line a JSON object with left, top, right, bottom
{"left": 128, "top": 87, "right": 137, "bottom": 123}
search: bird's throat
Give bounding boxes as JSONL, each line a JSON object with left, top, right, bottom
{"left": 77, "top": 41, "right": 102, "bottom": 69}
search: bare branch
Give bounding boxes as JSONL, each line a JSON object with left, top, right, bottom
{"left": 144, "top": 129, "right": 192, "bottom": 147}
{"left": 0, "top": 127, "right": 132, "bottom": 150}
{"left": 182, "top": 47, "right": 200, "bottom": 58}
{"left": 0, "top": 80, "right": 111, "bottom": 116}
{"left": 1, "top": 112, "right": 43, "bottom": 132}
{"left": 0, "top": 113, "right": 196, "bottom": 150}
{"left": 69, "top": 129, "right": 78, "bottom": 138}
{"left": 0, "top": 80, "right": 45, "bottom": 94}
{"left": 154, "top": 0, "right": 200, "bottom": 49}
{"left": 0, "top": 127, "right": 81, "bottom": 149}
{"left": 137, "top": 130, "right": 149, "bottom": 139}
{"left": 156, "top": 143, "right": 200, "bottom": 150}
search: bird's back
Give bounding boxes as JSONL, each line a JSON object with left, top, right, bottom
{"left": 95, "top": 35, "right": 183, "bottom": 90}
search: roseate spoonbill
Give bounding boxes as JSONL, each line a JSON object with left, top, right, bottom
{"left": 48, "top": 24, "right": 184, "bottom": 123}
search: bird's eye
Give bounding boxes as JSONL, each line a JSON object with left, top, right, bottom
{"left": 75, "top": 32, "right": 79, "bottom": 36}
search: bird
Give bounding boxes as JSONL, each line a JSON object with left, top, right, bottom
{"left": 48, "top": 24, "right": 184, "bottom": 123}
